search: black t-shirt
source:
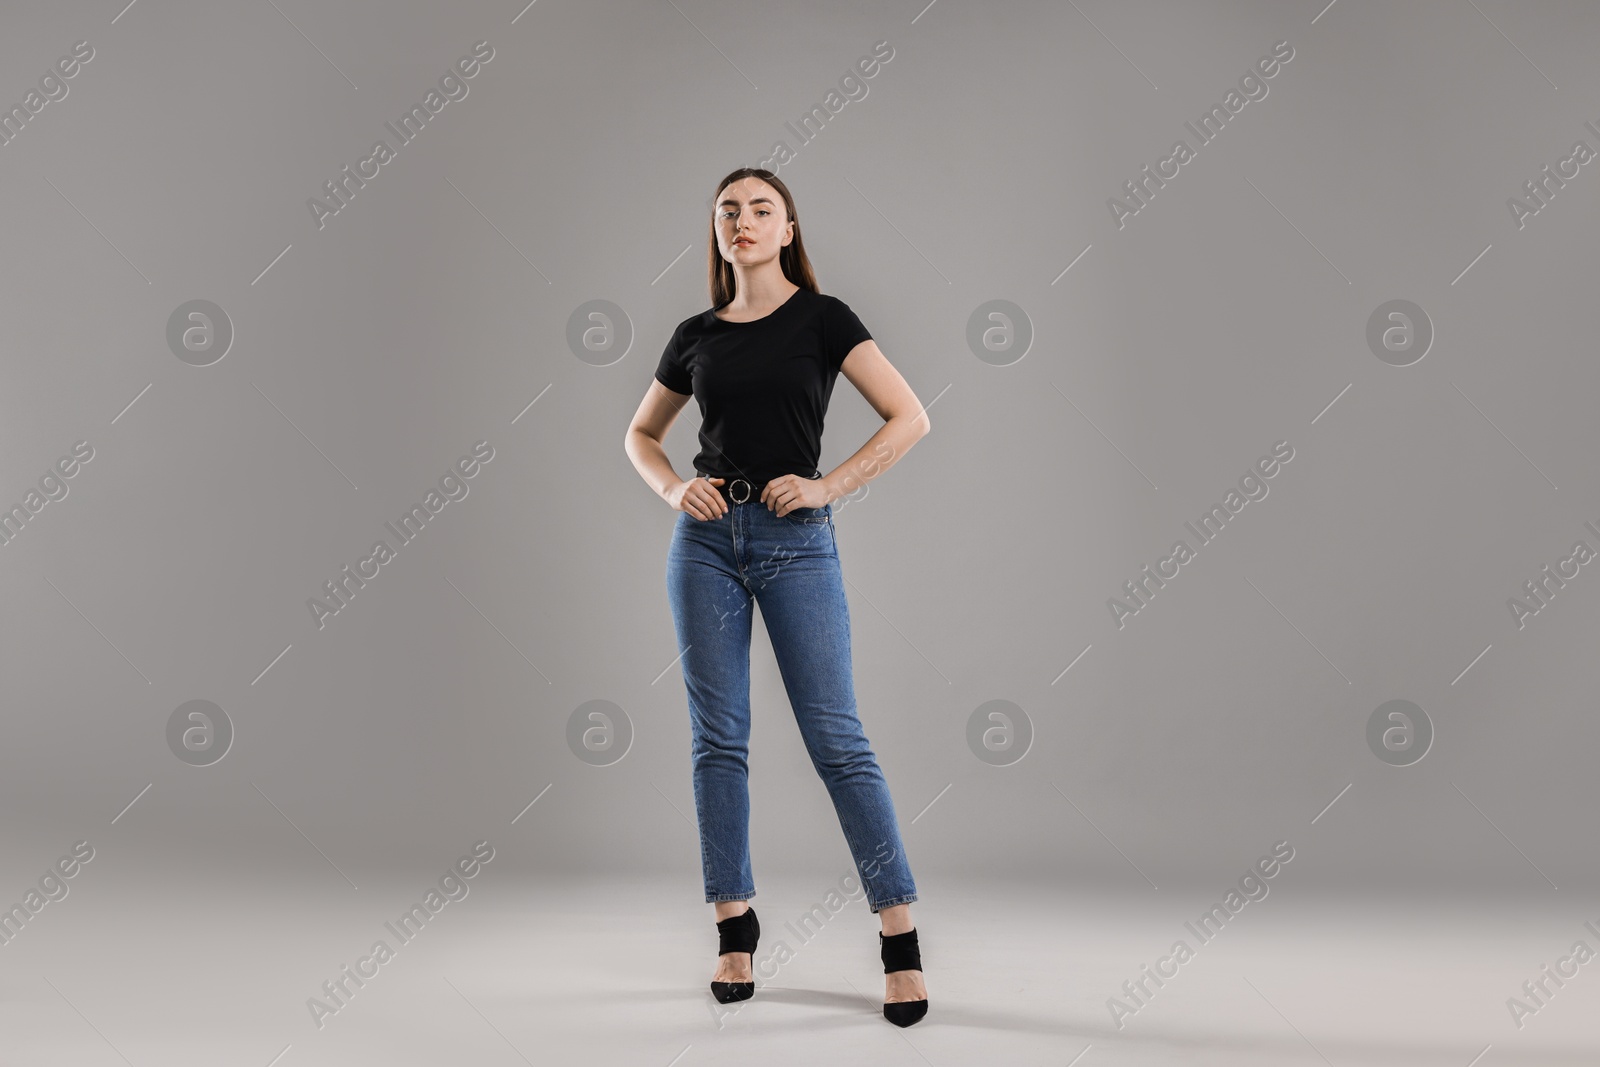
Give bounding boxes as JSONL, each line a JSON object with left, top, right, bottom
{"left": 653, "top": 287, "right": 872, "bottom": 486}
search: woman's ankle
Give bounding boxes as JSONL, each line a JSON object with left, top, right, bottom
{"left": 713, "top": 899, "right": 751, "bottom": 921}
{"left": 877, "top": 902, "right": 913, "bottom": 936}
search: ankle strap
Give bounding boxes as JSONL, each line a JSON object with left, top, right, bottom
{"left": 716, "top": 907, "right": 759, "bottom": 955}
{"left": 879, "top": 928, "right": 921, "bottom": 973}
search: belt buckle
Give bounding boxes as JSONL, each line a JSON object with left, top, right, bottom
{"left": 729, "top": 478, "right": 752, "bottom": 504}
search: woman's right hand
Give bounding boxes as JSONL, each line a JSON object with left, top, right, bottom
{"left": 669, "top": 476, "right": 727, "bottom": 520}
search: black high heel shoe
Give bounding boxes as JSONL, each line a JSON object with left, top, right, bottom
{"left": 710, "top": 905, "right": 759, "bottom": 1003}
{"left": 879, "top": 927, "right": 928, "bottom": 1027}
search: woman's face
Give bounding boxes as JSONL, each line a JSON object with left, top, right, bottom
{"left": 715, "top": 177, "right": 792, "bottom": 266}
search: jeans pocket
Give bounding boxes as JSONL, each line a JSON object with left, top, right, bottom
{"left": 781, "top": 505, "right": 831, "bottom": 526}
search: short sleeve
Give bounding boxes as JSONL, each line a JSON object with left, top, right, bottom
{"left": 653, "top": 325, "right": 692, "bottom": 395}
{"left": 825, "top": 297, "right": 873, "bottom": 372}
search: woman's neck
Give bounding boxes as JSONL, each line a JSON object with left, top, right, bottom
{"left": 725, "top": 267, "right": 799, "bottom": 313}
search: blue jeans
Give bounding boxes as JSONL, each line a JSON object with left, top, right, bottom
{"left": 665, "top": 496, "right": 918, "bottom": 913}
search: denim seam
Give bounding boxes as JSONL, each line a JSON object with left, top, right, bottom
{"left": 869, "top": 893, "right": 918, "bottom": 913}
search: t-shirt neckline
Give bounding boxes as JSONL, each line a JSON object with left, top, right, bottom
{"left": 708, "top": 287, "right": 803, "bottom": 326}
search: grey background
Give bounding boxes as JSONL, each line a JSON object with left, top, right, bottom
{"left": 4, "top": 0, "right": 1598, "bottom": 926}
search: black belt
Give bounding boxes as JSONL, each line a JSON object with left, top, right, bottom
{"left": 696, "top": 469, "right": 821, "bottom": 506}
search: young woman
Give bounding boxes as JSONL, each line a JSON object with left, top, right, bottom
{"left": 623, "top": 168, "right": 932, "bottom": 1026}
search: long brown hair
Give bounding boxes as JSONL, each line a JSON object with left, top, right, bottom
{"left": 707, "top": 168, "right": 818, "bottom": 310}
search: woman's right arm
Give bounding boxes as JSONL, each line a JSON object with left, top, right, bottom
{"left": 623, "top": 381, "right": 726, "bottom": 520}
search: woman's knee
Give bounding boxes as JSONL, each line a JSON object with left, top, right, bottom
{"left": 692, "top": 734, "right": 750, "bottom": 765}
{"left": 807, "top": 736, "right": 877, "bottom": 777}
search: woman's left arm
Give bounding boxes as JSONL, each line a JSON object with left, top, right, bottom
{"left": 820, "top": 339, "right": 931, "bottom": 504}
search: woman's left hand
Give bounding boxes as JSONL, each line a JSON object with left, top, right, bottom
{"left": 761, "top": 474, "right": 831, "bottom": 516}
